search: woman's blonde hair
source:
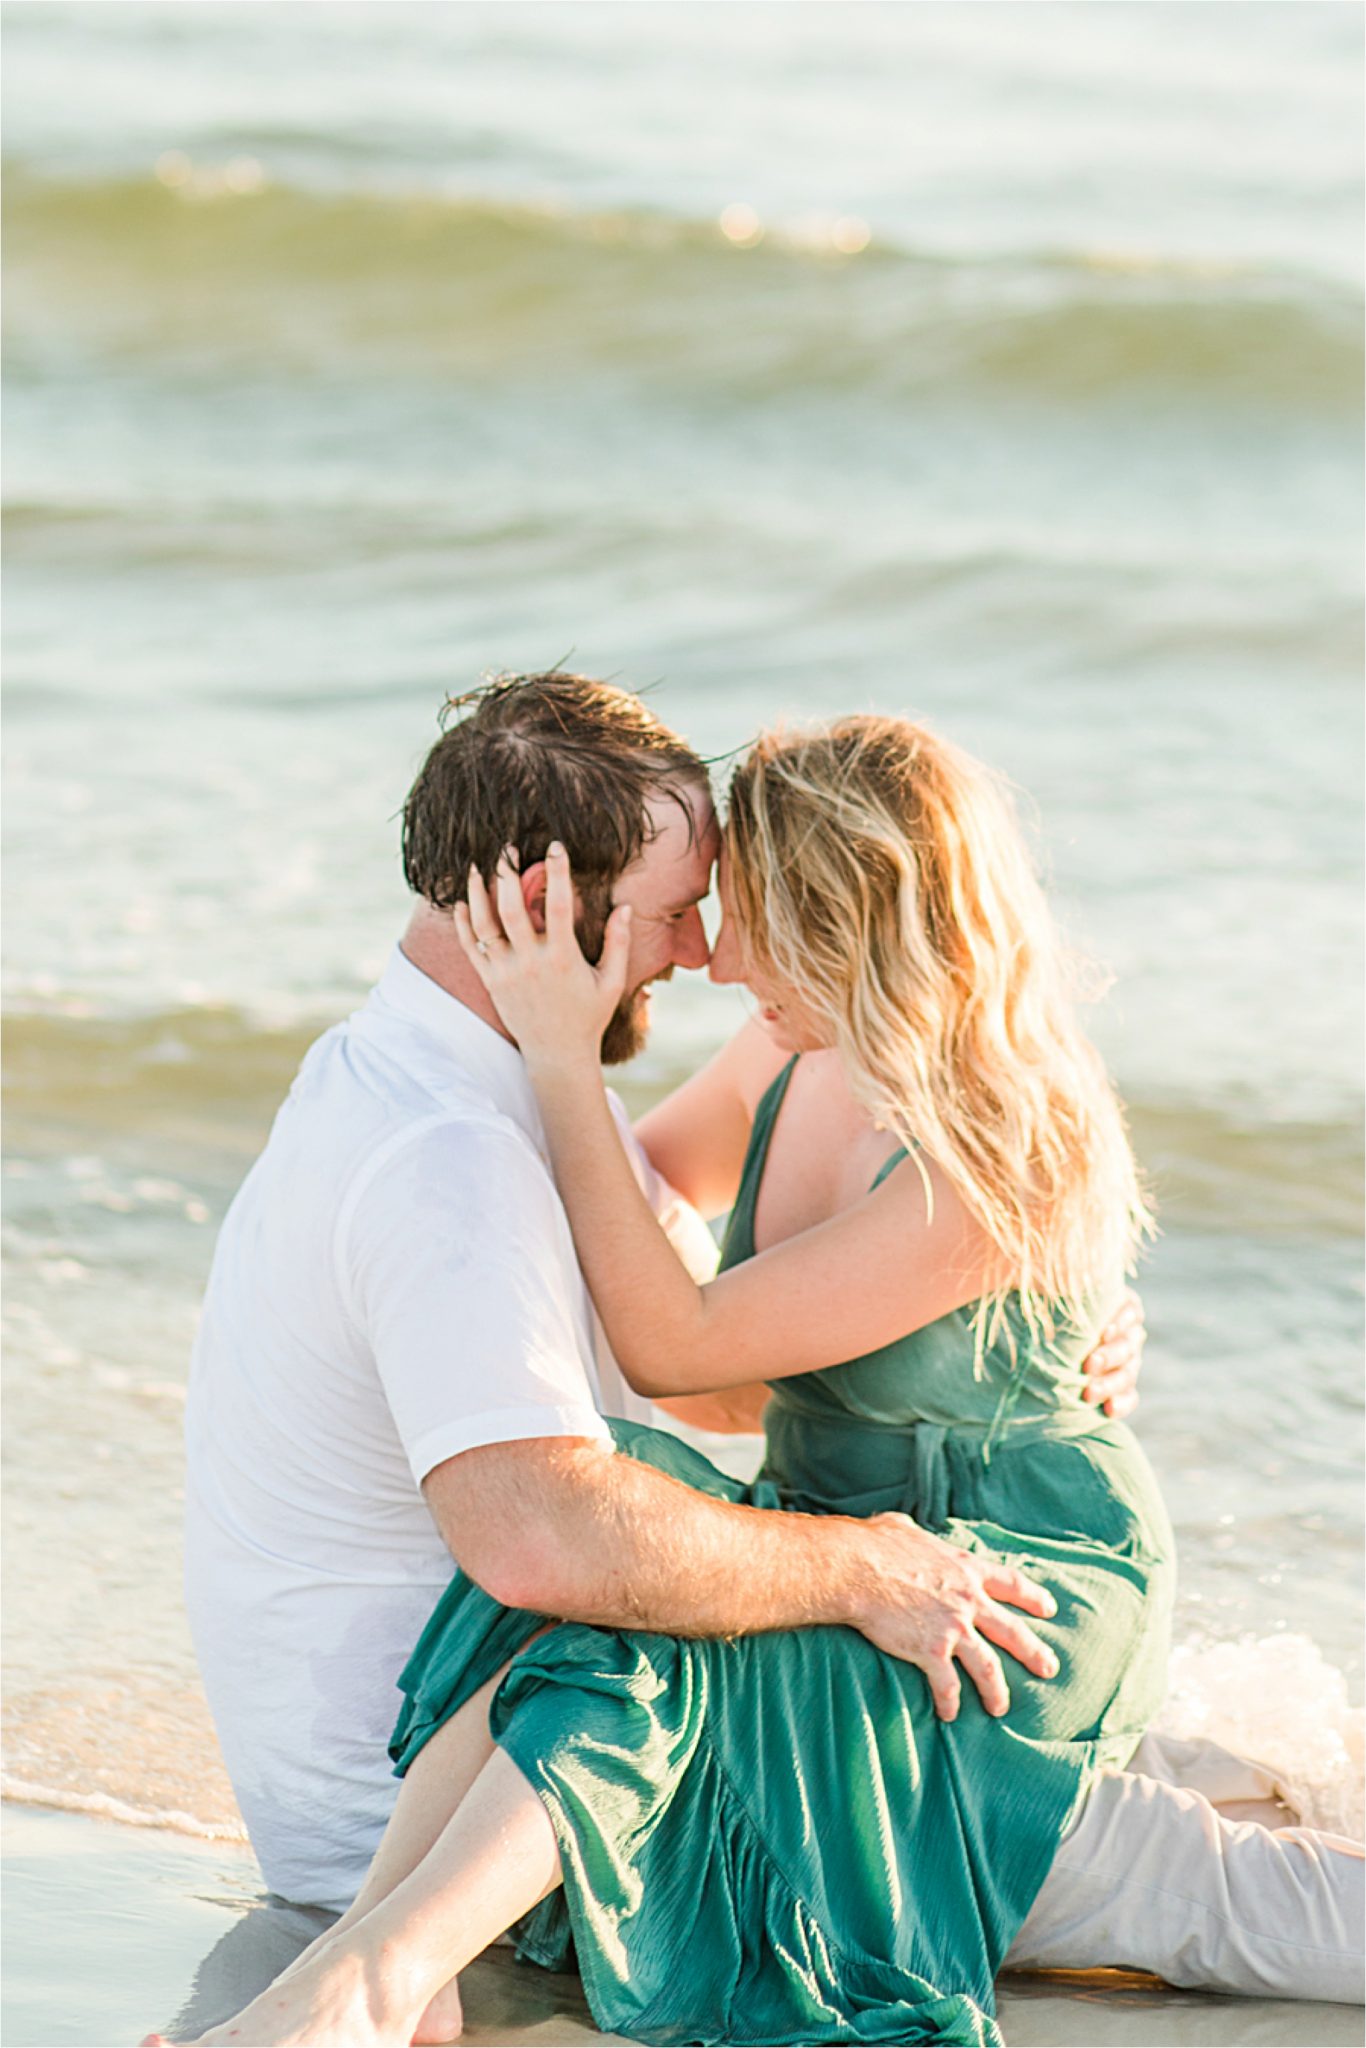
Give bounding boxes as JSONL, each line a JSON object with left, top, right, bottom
{"left": 725, "top": 715, "right": 1152, "bottom": 1342}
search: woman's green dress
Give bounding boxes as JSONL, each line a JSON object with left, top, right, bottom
{"left": 391, "top": 1061, "right": 1174, "bottom": 2047}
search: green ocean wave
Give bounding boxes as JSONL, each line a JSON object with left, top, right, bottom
{"left": 4, "top": 164, "right": 1361, "bottom": 409}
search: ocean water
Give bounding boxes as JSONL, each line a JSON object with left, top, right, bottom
{"left": 2, "top": 2, "right": 1362, "bottom": 1844}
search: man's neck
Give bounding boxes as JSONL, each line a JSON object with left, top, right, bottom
{"left": 398, "top": 904, "right": 515, "bottom": 1044}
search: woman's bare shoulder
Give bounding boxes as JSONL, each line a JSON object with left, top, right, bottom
{"left": 724, "top": 1018, "right": 794, "bottom": 1119}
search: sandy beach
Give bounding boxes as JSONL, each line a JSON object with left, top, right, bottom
{"left": 5, "top": 1804, "right": 1359, "bottom": 2048}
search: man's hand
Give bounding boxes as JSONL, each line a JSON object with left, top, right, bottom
{"left": 1081, "top": 1287, "right": 1146, "bottom": 1419}
{"left": 841, "top": 1511, "right": 1059, "bottom": 1722}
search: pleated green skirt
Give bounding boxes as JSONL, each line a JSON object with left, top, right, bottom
{"left": 391, "top": 1415, "right": 1173, "bottom": 2047}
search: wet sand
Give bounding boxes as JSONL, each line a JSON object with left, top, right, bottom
{"left": 3, "top": 1805, "right": 1358, "bottom": 2048}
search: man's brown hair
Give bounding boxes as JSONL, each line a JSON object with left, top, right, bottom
{"left": 402, "top": 671, "right": 708, "bottom": 921}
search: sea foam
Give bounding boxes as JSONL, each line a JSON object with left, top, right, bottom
{"left": 0, "top": 1775, "right": 247, "bottom": 1844}
{"left": 1154, "top": 1635, "right": 1364, "bottom": 1840}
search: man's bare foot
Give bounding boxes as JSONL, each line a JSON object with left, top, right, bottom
{"left": 412, "top": 1972, "right": 463, "bottom": 2044}
{"left": 140, "top": 1938, "right": 422, "bottom": 2047}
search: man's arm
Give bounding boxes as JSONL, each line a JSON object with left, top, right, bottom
{"left": 653, "top": 1384, "right": 772, "bottom": 1434}
{"left": 425, "top": 1436, "right": 1059, "bottom": 1722}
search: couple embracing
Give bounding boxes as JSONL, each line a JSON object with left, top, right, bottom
{"left": 159, "top": 673, "right": 1362, "bottom": 2048}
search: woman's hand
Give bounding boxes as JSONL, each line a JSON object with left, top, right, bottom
{"left": 454, "top": 843, "right": 633, "bottom": 1072}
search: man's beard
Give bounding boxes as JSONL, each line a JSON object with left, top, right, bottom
{"left": 600, "top": 984, "right": 650, "bottom": 1066}
{"left": 578, "top": 894, "right": 651, "bottom": 1067}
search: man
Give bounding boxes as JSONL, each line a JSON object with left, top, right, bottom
{"left": 185, "top": 672, "right": 1359, "bottom": 2005}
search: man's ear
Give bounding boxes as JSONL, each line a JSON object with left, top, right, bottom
{"left": 520, "top": 859, "right": 585, "bottom": 936}
{"left": 519, "top": 861, "right": 549, "bottom": 934}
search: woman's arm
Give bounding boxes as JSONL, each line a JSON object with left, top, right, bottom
{"left": 527, "top": 1061, "right": 997, "bottom": 1396}
{"left": 458, "top": 849, "right": 1004, "bottom": 1399}
{"left": 633, "top": 1019, "right": 789, "bottom": 1219}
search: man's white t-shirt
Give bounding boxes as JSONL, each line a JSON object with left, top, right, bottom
{"left": 184, "top": 946, "right": 721, "bottom": 1911}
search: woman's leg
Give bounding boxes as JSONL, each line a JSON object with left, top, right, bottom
{"left": 277, "top": 1629, "right": 555, "bottom": 1986}
{"left": 253, "top": 1670, "right": 506, "bottom": 2044}
{"left": 161, "top": 1747, "right": 563, "bottom": 2048}
{"left": 330, "top": 1668, "right": 505, "bottom": 1937}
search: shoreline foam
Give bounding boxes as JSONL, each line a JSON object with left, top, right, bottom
{"left": 0, "top": 1774, "right": 247, "bottom": 1842}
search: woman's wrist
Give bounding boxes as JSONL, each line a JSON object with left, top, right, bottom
{"left": 520, "top": 1047, "right": 603, "bottom": 1094}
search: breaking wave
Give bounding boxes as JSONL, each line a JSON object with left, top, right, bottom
{"left": 6, "top": 165, "right": 1360, "bottom": 409}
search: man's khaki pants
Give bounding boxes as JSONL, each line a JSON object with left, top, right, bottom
{"left": 1007, "top": 1731, "right": 1365, "bottom": 2004}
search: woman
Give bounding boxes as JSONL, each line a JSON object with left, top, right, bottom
{"left": 175, "top": 715, "right": 1175, "bottom": 2047}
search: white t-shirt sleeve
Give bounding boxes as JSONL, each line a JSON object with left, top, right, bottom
{"left": 342, "top": 1116, "right": 612, "bottom": 1484}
